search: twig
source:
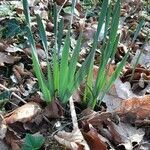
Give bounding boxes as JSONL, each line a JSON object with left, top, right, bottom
{"left": 0, "top": 84, "right": 27, "bottom": 104}
{"left": 69, "top": 96, "right": 78, "bottom": 131}
{"left": 69, "top": 96, "right": 90, "bottom": 150}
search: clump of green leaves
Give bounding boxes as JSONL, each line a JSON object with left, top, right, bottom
{"left": 22, "top": 0, "right": 109, "bottom": 104}
{"left": 83, "top": 0, "right": 127, "bottom": 108}
{"left": 22, "top": 134, "right": 45, "bottom": 150}
{"left": 83, "top": 12, "right": 145, "bottom": 108}
{"left": 23, "top": 0, "right": 143, "bottom": 108}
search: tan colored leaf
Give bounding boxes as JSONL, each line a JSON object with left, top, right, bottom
{"left": 4, "top": 102, "right": 41, "bottom": 124}
{"left": 54, "top": 129, "right": 89, "bottom": 150}
{"left": 115, "top": 95, "right": 150, "bottom": 120}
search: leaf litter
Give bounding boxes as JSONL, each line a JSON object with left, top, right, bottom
{"left": 0, "top": 0, "right": 150, "bottom": 149}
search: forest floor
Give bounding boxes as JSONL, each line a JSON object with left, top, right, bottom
{"left": 0, "top": 0, "right": 150, "bottom": 150}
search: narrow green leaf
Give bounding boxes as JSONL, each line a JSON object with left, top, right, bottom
{"left": 63, "top": 0, "right": 109, "bottom": 103}
{"left": 52, "top": 49, "right": 59, "bottom": 95}
{"left": 99, "top": 50, "right": 129, "bottom": 104}
{"left": 23, "top": 1, "right": 51, "bottom": 102}
{"left": 94, "top": 0, "right": 120, "bottom": 99}
{"left": 26, "top": 27, "right": 51, "bottom": 102}
{"left": 68, "top": 33, "right": 83, "bottom": 84}
{"left": 103, "top": 4, "right": 111, "bottom": 42}
{"left": 57, "top": 18, "right": 64, "bottom": 53}
{"left": 36, "top": 14, "right": 48, "bottom": 49}
{"left": 84, "top": 60, "right": 94, "bottom": 103}
{"left": 36, "top": 14, "right": 53, "bottom": 98}
{"left": 53, "top": 3, "right": 57, "bottom": 38}
{"left": 59, "top": 32, "right": 70, "bottom": 99}
{"left": 22, "top": 0, "right": 30, "bottom": 25}
{"left": 132, "top": 18, "right": 145, "bottom": 44}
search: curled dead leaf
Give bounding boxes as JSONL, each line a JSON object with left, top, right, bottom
{"left": 4, "top": 102, "right": 41, "bottom": 124}
{"left": 43, "top": 100, "right": 63, "bottom": 118}
{"left": 122, "top": 65, "right": 150, "bottom": 83}
{"left": 82, "top": 124, "right": 107, "bottom": 150}
{"left": 12, "top": 64, "right": 33, "bottom": 84}
{"left": 54, "top": 129, "right": 89, "bottom": 150}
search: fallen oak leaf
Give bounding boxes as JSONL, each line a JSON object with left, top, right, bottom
{"left": 81, "top": 111, "right": 124, "bottom": 146}
{"left": 115, "top": 95, "right": 150, "bottom": 121}
{"left": 4, "top": 102, "right": 41, "bottom": 124}
{"left": 81, "top": 111, "right": 144, "bottom": 149}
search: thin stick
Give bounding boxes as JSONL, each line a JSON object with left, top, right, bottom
{"left": 69, "top": 96, "right": 78, "bottom": 130}
{"left": 69, "top": 96, "right": 90, "bottom": 150}
{"left": 0, "top": 84, "right": 27, "bottom": 104}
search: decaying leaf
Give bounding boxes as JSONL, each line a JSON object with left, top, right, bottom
{"left": 115, "top": 95, "right": 150, "bottom": 122}
{"left": 43, "top": 100, "right": 63, "bottom": 118}
{"left": 4, "top": 102, "right": 41, "bottom": 124}
{"left": 54, "top": 129, "right": 89, "bottom": 150}
{"left": 12, "top": 64, "right": 32, "bottom": 84}
{"left": 112, "top": 122, "right": 145, "bottom": 150}
{"left": 0, "top": 52, "right": 20, "bottom": 66}
{"left": 122, "top": 64, "right": 150, "bottom": 83}
{"left": 5, "top": 130, "right": 21, "bottom": 150}
{"left": 81, "top": 109, "right": 145, "bottom": 149}
{"left": 82, "top": 124, "right": 107, "bottom": 150}
{"left": 0, "top": 42, "right": 7, "bottom": 52}
{"left": 115, "top": 78, "right": 136, "bottom": 100}
{"left": 5, "top": 45, "right": 23, "bottom": 53}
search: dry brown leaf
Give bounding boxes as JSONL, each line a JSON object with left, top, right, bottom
{"left": 81, "top": 110, "right": 145, "bottom": 149}
{"left": 12, "top": 64, "right": 33, "bottom": 84}
{"left": 0, "top": 42, "right": 7, "bottom": 52}
{"left": 122, "top": 65, "right": 150, "bottom": 83}
{"left": 82, "top": 124, "right": 107, "bottom": 150}
{"left": 115, "top": 95, "right": 150, "bottom": 121}
{"left": 43, "top": 100, "right": 63, "bottom": 118}
{"left": 54, "top": 129, "right": 89, "bottom": 150}
{"left": 4, "top": 102, "right": 41, "bottom": 124}
{"left": 5, "top": 130, "right": 21, "bottom": 150}
{"left": 24, "top": 46, "right": 46, "bottom": 60}
{"left": 81, "top": 111, "right": 124, "bottom": 146}
{"left": 0, "top": 52, "right": 20, "bottom": 66}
